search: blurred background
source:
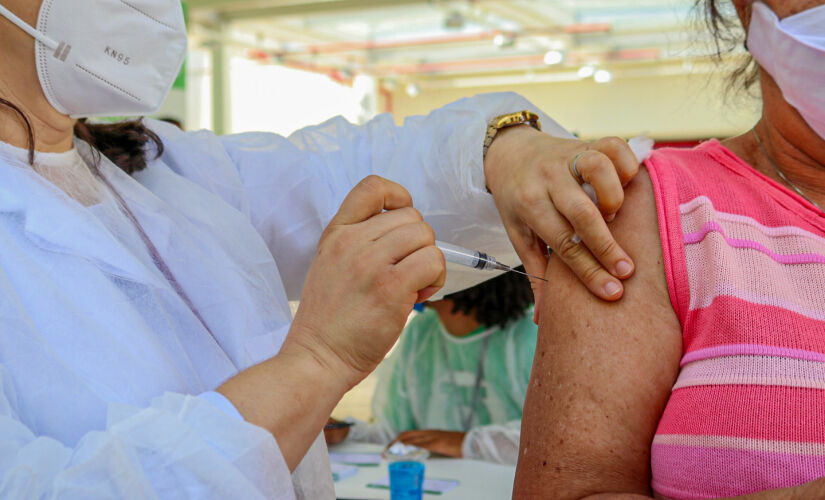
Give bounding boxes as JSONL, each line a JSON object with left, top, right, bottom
{"left": 161, "top": 0, "right": 760, "bottom": 145}
{"left": 161, "top": 0, "right": 760, "bottom": 420}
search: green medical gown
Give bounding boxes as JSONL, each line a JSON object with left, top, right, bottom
{"left": 346, "top": 306, "right": 537, "bottom": 464}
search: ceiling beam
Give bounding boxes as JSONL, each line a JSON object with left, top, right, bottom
{"left": 231, "top": 20, "right": 344, "bottom": 43}
{"left": 189, "top": 0, "right": 429, "bottom": 19}
{"left": 188, "top": 0, "right": 276, "bottom": 10}
{"left": 477, "top": 1, "right": 574, "bottom": 30}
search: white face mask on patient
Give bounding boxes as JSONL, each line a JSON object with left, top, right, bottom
{"left": 747, "top": 1, "right": 825, "bottom": 140}
{"left": 0, "top": 0, "right": 187, "bottom": 118}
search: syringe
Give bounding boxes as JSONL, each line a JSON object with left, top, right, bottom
{"left": 435, "top": 240, "right": 547, "bottom": 282}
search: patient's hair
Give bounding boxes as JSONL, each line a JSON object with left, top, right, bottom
{"left": 0, "top": 98, "right": 162, "bottom": 174}
{"left": 444, "top": 266, "right": 533, "bottom": 328}
{"left": 697, "top": 0, "right": 760, "bottom": 92}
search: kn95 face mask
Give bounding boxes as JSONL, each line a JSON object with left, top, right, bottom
{"left": 747, "top": 1, "right": 825, "bottom": 140}
{"left": 0, "top": 0, "right": 187, "bottom": 118}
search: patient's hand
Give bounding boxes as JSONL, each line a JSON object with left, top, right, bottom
{"left": 392, "top": 430, "right": 465, "bottom": 458}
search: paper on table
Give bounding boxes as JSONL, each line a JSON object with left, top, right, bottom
{"left": 368, "top": 476, "right": 460, "bottom": 495}
{"left": 331, "top": 462, "right": 359, "bottom": 482}
{"left": 329, "top": 451, "right": 383, "bottom": 466}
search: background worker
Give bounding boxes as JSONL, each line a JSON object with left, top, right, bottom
{"left": 327, "top": 269, "right": 536, "bottom": 465}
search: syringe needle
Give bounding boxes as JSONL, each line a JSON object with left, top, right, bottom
{"left": 493, "top": 263, "right": 548, "bottom": 282}
{"left": 516, "top": 269, "right": 548, "bottom": 282}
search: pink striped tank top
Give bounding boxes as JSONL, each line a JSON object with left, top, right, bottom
{"left": 645, "top": 140, "right": 825, "bottom": 499}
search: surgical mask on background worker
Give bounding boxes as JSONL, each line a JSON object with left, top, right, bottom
{"left": 748, "top": 1, "right": 825, "bottom": 140}
{"left": 0, "top": 0, "right": 187, "bottom": 118}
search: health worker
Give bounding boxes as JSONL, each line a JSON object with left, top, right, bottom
{"left": 327, "top": 268, "right": 537, "bottom": 465}
{"left": 0, "top": 1, "right": 640, "bottom": 498}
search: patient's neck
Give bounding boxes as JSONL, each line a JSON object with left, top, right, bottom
{"left": 724, "top": 73, "right": 825, "bottom": 210}
{"left": 428, "top": 300, "right": 483, "bottom": 337}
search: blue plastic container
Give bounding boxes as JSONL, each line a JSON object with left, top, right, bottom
{"left": 388, "top": 461, "right": 425, "bottom": 500}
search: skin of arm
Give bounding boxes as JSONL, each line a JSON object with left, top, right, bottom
{"left": 513, "top": 169, "right": 682, "bottom": 499}
{"left": 218, "top": 341, "right": 351, "bottom": 471}
{"left": 325, "top": 338, "right": 415, "bottom": 447}
{"left": 513, "top": 170, "right": 825, "bottom": 500}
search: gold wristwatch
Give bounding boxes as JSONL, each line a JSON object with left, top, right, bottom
{"left": 482, "top": 110, "right": 542, "bottom": 159}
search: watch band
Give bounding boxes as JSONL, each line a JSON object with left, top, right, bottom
{"left": 482, "top": 110, "right": 542, "bottom": 159}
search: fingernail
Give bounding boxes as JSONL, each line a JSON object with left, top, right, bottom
{"left": 571, "top": 233, "right": 582, "bottom": 244}
{"left": 615, "top": 259, "right": 633, "bottom": 277}
{"left": 604, "top": 281, "right": 622, "bottom": 297}
{"left": 605, "top": 213, "right": 616, "bottom": 222}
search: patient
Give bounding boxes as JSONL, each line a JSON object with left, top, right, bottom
{"left": 514, "top": 1, "right": 825, "bottom": 499}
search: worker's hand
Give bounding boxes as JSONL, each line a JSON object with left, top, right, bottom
{"left": 484, "top": 126, "right": 640, "bottom": 309}
{"left": 391, "top": 430, "right": 465, "bottom": 458}
{"left": 287, "top": 175, "right": 446, "bottom": 392}
{"left": 324, "top": 418, "right": 351, "bottom": 445}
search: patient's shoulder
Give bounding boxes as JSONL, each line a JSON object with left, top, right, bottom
{"left": 544, "top": 165, "right": 672, "bottom": 325}
{"left": 645, "top": 140, "right": 768, "bottom": 210}
{"left": 646, "top": 139, "right": 736, "bottom": 171}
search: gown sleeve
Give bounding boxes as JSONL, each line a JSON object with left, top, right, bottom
{"left": 463, "top": 308, "right": 537, "bottom": 465}
{"left": 151, "top": 92, "right": 573, "bottom": 300}
{"left": 461, "top": 419, "right": 522, "bottom": 465}
{"left": 0, "top": 365, "right": 296, "bottom": 500}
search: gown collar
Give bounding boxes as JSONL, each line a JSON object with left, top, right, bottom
{"left": 0, "top": 139, "right": 170, "bottom": 288}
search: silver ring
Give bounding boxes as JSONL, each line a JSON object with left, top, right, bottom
{"left": 570, "top": 151, "right": 586, "bottom": 183}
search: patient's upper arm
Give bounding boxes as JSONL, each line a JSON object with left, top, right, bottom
{"left": 513, "top": 169, "right": 682, "bottom": 499}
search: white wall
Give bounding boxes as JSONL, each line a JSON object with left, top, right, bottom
{"left": 153, "top": 88, "right": 187, "bottom": 126}
{"left": 390, "top": 69, "right": 761, "bottom": 140}
{"left": 228, "top": 60, "right": 376, "bottom": 136}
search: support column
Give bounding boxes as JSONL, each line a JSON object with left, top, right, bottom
{"left": 210, "top": 20, "right": 231, "bottom": 135}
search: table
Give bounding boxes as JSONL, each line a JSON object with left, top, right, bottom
{"left": 330, "top": 442, "right": 516, "bottom": 500}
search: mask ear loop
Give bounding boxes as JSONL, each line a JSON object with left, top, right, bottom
{"left": 0, "top": 4, "right": 70, "bottom": 60}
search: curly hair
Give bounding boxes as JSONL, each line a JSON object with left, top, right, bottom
{"left": 697, "top": 0, "right": 760, "bottom": 92}
{"left": 443, "top": 266, "right": 534, "bottom": 328}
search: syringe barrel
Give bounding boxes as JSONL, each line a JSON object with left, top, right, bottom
{"left": 435, "top": 240, "right": 486, "bottom": 269}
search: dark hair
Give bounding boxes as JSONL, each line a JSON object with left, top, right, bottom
{"left": 443, "top": 266, "right": 534, "bottom": 328}
{"left": 697, "top": 0, "right": 760, "bottom": 92}
{"left": 0, "top": 97, "right": 35, "bottom": 164}
{"left": 158, "top": 116, "right": 184, "bottom": 130}
{"left": 0, "top": 99, "right": 162, "bottom": 175}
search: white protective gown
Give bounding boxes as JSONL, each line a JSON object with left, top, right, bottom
{"left": 0, "top": 92, "right": 569, "bottom": 499}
